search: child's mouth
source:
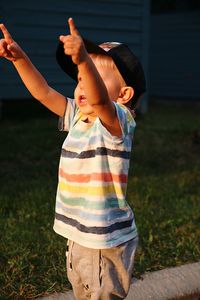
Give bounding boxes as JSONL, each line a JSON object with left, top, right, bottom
{"left": 79, "top": 95, "right": 87, "bottom": 105}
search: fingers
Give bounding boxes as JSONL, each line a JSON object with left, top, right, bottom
{"left": 59, "top": 18, "right": 80, "bottom": 42}
{"left": 59, "top": 18, "right": 87, "bottom": 65}
{"left": 0, "top": 39, "right": 10, "bottom": 58}
{"left": 0, "top": 43, "right": 16, "bottom": 61}
{"left": 0, "top": 23, "right": 13, "bottom": 44}
{"left": 59, "top": 17, "right": 79, "bottom": 44}
{"left": 59, "top": 35, "right": 67, "bottom": 43}
{"left": 68, "top": 18, "right": 79, "bottom": 36}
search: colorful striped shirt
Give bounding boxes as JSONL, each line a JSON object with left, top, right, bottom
{"left": 53, "top": 98, "right": 138, "bottom": 249}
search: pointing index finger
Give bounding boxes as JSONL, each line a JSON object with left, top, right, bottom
{"left": 68, "top": 18, "right": 79, "bottom": 36}
{"left": 0, "top": 24, "right": 13, "bottom": 44}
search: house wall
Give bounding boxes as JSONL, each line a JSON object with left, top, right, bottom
{"left": 150, "top": 11, "right": 200, "bottom": 100}
{"left": 0, "top": 0, "right": 149, "bottom": 111}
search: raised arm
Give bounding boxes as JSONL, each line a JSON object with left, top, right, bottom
{"left": 60, "top": 18, "right": 121, "bottom": 134}
{"left": 0, "top": 24, "right": 66, "bottom": 117}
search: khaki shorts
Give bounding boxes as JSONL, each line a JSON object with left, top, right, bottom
{"left": 66, "top": 237, "right": 138, "bottom": 300}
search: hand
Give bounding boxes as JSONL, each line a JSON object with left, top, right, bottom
{"left": 0, "top": 24, "right": 24, "bottom": 61}
{"left": 59, "top": 18, "right": 88, "bottom": 65}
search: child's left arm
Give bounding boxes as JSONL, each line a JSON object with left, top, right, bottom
{"left": 0, "top": 24, "right": 67, "bottom": 117}
{"left": 60, "top": 18, "right": 121, "bottom": 136}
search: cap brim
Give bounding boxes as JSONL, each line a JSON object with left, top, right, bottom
{"left": 56, "top": 39, "right": 146, "bottom": 99}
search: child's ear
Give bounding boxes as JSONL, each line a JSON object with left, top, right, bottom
{"left": 117, "top": 86, "right": 134, "bottom": 105}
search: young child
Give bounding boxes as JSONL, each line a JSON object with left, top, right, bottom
{"left": 0, "top": 18, "right": 146, "bottom": 299}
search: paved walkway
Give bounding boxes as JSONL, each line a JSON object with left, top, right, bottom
{"left": 38, "top": 262, "right": 200, "bottom": 300}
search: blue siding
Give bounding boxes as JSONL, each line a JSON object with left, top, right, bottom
{"left": 150, "top": 12, "right": 200, "bottom": 100}
{"left": 0, "top": 0, "right": 149, "bottom": 111}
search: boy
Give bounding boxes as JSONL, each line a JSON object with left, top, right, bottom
{"left": 0, "top": 18, "right": 146, "bottom": 299}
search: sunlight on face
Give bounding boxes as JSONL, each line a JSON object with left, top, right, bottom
{"left": 74, "top": 54, "right": 125, "bottom": 117}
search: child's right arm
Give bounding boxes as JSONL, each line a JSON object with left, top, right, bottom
{"left": 0, "top": 24, "right": 67, "bottom": 117}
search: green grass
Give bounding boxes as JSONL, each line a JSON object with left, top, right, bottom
{"left": 0, "top": 100, "right": 200, "bottom": 299}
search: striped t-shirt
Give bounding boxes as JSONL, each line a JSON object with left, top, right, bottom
{"left": 53, "top": 98, "right": 138, "bottom": 249}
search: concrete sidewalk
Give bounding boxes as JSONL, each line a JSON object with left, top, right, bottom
{"left": 38, "top": 262, "right": 200, "bottom": 300}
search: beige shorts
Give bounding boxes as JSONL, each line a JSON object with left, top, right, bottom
{"left": 66, "top": 237, "right": 138, "bottom": 300}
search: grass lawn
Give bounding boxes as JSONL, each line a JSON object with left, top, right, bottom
{"left": 0, "top": 100, "right": 200, "bottom": 299}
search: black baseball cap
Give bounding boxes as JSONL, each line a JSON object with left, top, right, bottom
{"left": 56, "top": 39, "right": 146, "bottom": 99}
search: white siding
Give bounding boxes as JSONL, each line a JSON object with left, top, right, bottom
{"left": 150, "top": 12, "right": 200, "bottom": 100}
{"left": 0, "top": 0, "right": 149, "bottom": 109}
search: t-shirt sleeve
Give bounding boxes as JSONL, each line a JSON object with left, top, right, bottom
{"left": 114, "top": 102, "right": 136, "bottom": 138}
{"left": 58, "top": 98, "right": 77, "bottom": 131}
{"left": 98, "top": 102, "right": 136, "bottom": 143}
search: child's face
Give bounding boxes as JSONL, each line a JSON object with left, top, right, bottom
{"left": 74, "top": 58, "right": 123, "bottom": 117}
